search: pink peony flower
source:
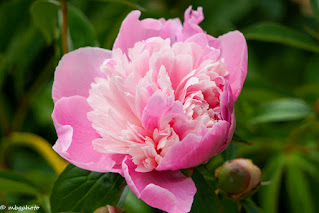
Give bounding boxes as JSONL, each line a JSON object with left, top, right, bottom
{"left": 52, "top": 6, "right": 247, "bottom": 213}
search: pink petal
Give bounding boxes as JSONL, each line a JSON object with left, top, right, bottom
{"left": 169, "top": 53, "right": 194, "bottom": 90}
{"left": 52, "top": 47, "right": 111, "bottom": 103}
{"left": 157, "top": 121, "right": 230, "bottom": 171}
{"left": 218, "top": 31, "right": 248, "bottom": 101}
{"left": 184, "top": 33, "right": 221, "bottom": 64}
{"left": 220, "top": 83, "right": 234, "bottom": 123}
{"left": 160, "top": 19, "right": 183, "bottom": 43}
{"left": 52, "top": 96, "right": 123, "bottom": 173}
{"left": 141, "top": 93, "right": 179, "bottom": 132}
{"left": 184, "top": 33, "right": 210, "bottom": 49}
{"left": 177, "top": 6, "right": 204, "bottom": 41}
{"left": 123, "top": 158, "right": 196, "bottom": 213}
{"left": 113, "top": 11, "right": 182, "bottom": 54}
{"left": 216, "top": 83, "right": 236, "bottom": 154}
{"left": 141, "top": 94, "right": 170, "bottom": 132}
{"left": 184, "top": 6, "right": 204, "bottom": 26}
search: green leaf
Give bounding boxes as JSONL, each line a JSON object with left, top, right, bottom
{"left": 30, "top": 0, "right": 60, "bottom": 44}
{"left": 231, "top": 133, "right": 251, "bottom": 145}
{"left": 0, "top": 170, "right": 51, "bottom": 213}
{"left": 243, "top": 199, "right": 263, "bottom": 213}
{"left": 305, "top": 55, "right": 319, "bottom": 83}
{"left": 50, "top": 164, "right": 125, "bottom": 213}
{"left": 190, "top": 169, "right": 222, "bottom": 213}
{"left": 24, "top": 170, "right": 56, "bottom": 194}
{"left": 218, "top": 196, "right": 237, "bottom": 213}
{"left": 0, "top": 170, "right": 40, "bottom": 195}
{"left": 0, "top": 25, "right": 45, "bottom": 93}
{"left": 116, "top": 185, "right": 129, "bottom": 208}
{"left": 121, "top": 188, "right": 153, "bottom": 213}
{"left": 310, "top": 0, "right": 319, "bottom": 20}
{"left": 259, "top": 154, "right": 285, "bottom": 213}
{"left": 66, "top": 5, "right": 99, "bottom": 50}
{"left": 285, "top": 154, "right": 315, "bottom": 213}
{"left": 0, "top": 0, "right": 32, "bottom": 51}
{"left": 251, "top": 98, "right": 314, "bottom": 123}
{"left": 221, "top": 143, "right": 238, "bottom": 161}
{"left": 295, "top": 154, "right": 319, "bottom": 183}
{"left": 244, "top": 23, "right": 319, "bottom": 52}
{"left": 295, "top": 83, "right": 319, "bottom": 104}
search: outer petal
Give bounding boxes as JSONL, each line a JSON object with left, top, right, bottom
{"left": 177, "top": 6, "right": 204, "bottom": 41}
{"left": 157, "top": 120, "right": 230, "bottom": 171}
{"left": 52, "top": 47, "right": 111, "bottom": 103}
{"left": 123, "top": 158, "right": 196, "bottom": 213}
{"left": 160, "top": 19, "right": 183, "bottom": 43}
{"left": 218, "top": 31, "right": 248, "bottom": 100}
{"left": 216, "top": 83, "right": 236, "bottom": 154}
{"left": 52, "top": 96, "right": 123, "bottom": 173}
{"left": 113, "top": 11, "right": 182, "bottom": 54}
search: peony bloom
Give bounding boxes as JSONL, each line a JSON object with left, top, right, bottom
{"left": 52, "top": 6, "right": 247, "bottom": 213}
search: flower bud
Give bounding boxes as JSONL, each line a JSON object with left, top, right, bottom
{"left": 94, "top": 205, "right": 126, "bottom": 213}
{"left": 215, "top": 158, "right": 261, "bottom": 199}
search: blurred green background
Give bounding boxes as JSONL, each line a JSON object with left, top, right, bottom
{"left": 0, "top": 0, "right": 319, "bottom": 212}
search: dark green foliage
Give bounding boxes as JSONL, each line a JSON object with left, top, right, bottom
{"left": 50, "top": 164, "right": 125, "bottom": 213}
{"left": 244, "top": 22, "right": 319, "bottom": 52}
{"left": 190, "top": 169, "right": 222, "bottom": 213}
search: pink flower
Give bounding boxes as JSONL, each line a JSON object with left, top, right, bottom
{"left": 52, "top": 6, "right": 247, "bottom": 213}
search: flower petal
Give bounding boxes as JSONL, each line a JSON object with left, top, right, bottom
{"left": 216, "top": 83, "right": 236, "bottom": 154}
{"left": 157, "top": 121, "right": 230, "bottom": 171}
{"left": 141, "top": 93, "right": 185, "bottom": 132}
{"left": 52, "top": 47, "right": 111, "bottom": 103}
{"left": 52, "top": 96, "right": 123, "bottom": 173}
{"left": 113, "top": 11, "right": 182, "bottom": 54}
{"left": 177, "top": 6, "right": 204, "bottom": 41}
{"left": 123, "top": 158, "right": 196, "bottom": 213}
{"left": 218, "top": 31, "right": 248, "bottom": 100}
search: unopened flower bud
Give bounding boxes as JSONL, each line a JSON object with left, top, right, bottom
{"left": 215, "top": 158, "right": 261, "bottom": 199}
{"left": 94, "top": 205, "right": 126, "bottom": 213}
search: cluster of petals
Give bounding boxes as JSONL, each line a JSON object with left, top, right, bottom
{"left": 52, "top": 6, "right": 247, "bottom": 213}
